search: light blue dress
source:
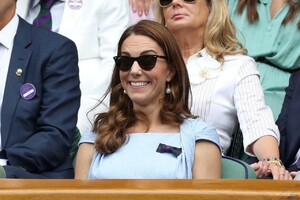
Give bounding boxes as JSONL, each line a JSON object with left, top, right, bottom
{"left": 227, "top": 0, "right": 300, "bottom": 119}
{"left": 79, "top": 117, "right": 221, "bottom": 179}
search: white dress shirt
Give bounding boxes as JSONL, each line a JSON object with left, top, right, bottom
{"left": 0, "top": 14, "right": 18, "bottom": 165}
{"left": 58, "top": 1, "right": 131, "bottom": 134}
{"left": 187, "top": 49, "right": 280, "bottom": 155}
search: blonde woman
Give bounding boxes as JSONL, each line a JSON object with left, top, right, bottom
{"left": 154, "top": 0, "right": 291, "bottom": 180}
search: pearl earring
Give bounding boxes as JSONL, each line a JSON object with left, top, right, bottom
{"left": 166, "top": 84, "right": 171, "bottom": 94}
{"left": 124, "top": 89, "right": 127, "bottom": 94}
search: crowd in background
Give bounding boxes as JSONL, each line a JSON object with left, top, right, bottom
{"left": 0, "top": 0, "right": 299, "bottom": 179}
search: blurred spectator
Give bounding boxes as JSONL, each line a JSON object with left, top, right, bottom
{"left": 227, "top": 0, "right": 300, "bottom": 119}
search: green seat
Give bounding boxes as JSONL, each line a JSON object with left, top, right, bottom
{"left": 70, "top": 127, "right": 81, "bottom": 161}
{"left": 0, "top": 165, "right": 6, "bottom": 178}
{"left": 221, "top": 156, "right": 256, "bottom": 179}
{"left": 226, "top": 125, "right": 249, "bottom": 161}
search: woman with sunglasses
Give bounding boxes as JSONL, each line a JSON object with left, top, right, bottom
{"left": 74, "top": 20, "right": 221, "bottom": 179}
{"left": 154, "top": 0, "right": 292, "bottom": 179}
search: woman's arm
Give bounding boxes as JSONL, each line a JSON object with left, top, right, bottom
{"left": 74, "top": 143, "right": 94, "bottom": 179}
{"left": 233, "top": 59, "right": 291, "bottom": 179}
{"left": 192, "top": 140, "right": 221, "bottom": 179}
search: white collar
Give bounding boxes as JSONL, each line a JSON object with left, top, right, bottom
{"left": 0, "top": 14, "right": 19, "bottom": 49}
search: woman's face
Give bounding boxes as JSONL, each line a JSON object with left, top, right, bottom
{"left": 119, "top": 34, "right": 174, "bottom": 110}
{"left": 162, "top": 0, "right": 210, "bottom": 33}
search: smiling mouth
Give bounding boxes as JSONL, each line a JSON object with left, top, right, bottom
{"left": 130, "top": 82, "right": 149, "bottom": 87}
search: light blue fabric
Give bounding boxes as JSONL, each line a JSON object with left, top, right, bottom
{"left": 79, "top": 117, "right": 221, "bottom": 179}
{"left": 227, "top": 0, "right": 300, "bottom": 119}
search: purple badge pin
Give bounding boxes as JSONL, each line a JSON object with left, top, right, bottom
{"left": 20, "top": 83, "right": 36, "bottom": 100}
{"left": 68, "top": 0, "right": 83, "bottom": 10}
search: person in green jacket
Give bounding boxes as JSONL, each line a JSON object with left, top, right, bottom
{"left": 227, "top": 0, "right": 300, "bottom": 120}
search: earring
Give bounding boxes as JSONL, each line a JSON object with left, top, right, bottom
{"left": 124, "top": 89, "right": 127, "bottom": 94}
{"left": 166, "top": 84, "right": 171, "bottom": 94}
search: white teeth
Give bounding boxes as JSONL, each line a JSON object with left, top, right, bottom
{"left": 130, "top": 82, "right": 147, "bottom": 86}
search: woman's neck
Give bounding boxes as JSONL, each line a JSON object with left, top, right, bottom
{"left": 127, "top": 119, "right": 179, "bottom": 134}
{"left": 173, "top": 30, "right": 205, "bottom": 63}
{"left": 126, "top": 106, "right": 179, "bottom": 133}
{"left": 270, "top": 0, "right": 287, "bottom": 19}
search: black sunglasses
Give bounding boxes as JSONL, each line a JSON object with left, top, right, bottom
{"left": 113, "top": 55, "right": 167, "bottom": 72}
{"left": 159, "top": 0, "right": 196, "bottom": 7}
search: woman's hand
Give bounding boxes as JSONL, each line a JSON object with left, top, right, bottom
{"left": 129, "top": 0, "right": 152, "bottom": 16}
{"left": 250, "top": 161, "right": 270, "bottom": 178}
{"left": 268, "top": 163, "right": 292, "bottom": 180}
{"left": 250, "top": 161, "right": 292, "bottom": 180}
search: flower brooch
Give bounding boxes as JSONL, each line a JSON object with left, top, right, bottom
{"left": 187, "top": 51, "right": 222, "bottom": 84}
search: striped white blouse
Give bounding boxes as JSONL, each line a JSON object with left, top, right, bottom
{"left": 187, "top": 49, "right": 279, "bottom": 156}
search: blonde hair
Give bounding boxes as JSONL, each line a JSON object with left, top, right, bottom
{"left": 154, "top": 0, "right": 247, "bottom": 62}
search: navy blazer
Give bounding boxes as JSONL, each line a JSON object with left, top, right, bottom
{"left": 1, "top": 17, "right": 81, "bottom": 178}
{"left": 277, "top": 71, "right": 300, "bottom": 169}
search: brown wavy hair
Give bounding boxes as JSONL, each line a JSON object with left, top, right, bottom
{"left": 237, "top": 0, "right": 300, "bottom": 29}
{"left": 93, "top": 20, "right": 196, "bottom": 154}
{"left": 154, "top": 0, "right": 247, "bottom": 62}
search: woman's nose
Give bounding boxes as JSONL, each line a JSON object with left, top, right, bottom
{"left": 130, "top": 61, "right": 143, "bottom": 75}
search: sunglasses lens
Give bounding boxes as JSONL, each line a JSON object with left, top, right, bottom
{"left": 159, "top": 0, "right": 172, "bottom": 7}
{"left": 114, "top": 56, "right": 133, "bottom": 71}
{"left": 114, "top": 55, "right": 162, "bottom": 71}
{"left": 159, "top": 0, "right": 196, "bottom": 7}
{"left": 138, "top": 55, "right": 157, "bottom": 71}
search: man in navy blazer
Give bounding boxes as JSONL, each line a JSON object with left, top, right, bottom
{"left": 277, "top": 71, "right": 300, "bottom": 173}
{"left": 0, "top": 0, "right": 80, "bottom": 178}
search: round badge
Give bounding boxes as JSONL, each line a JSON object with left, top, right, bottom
{"left": 68, "top": 0, "right": 83, "bottom": 10}
{"left": 20, "top": 83, "right": 36, "bottom": 100}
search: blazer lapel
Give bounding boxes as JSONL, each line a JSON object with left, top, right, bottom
{"left": 1, "top": 18, "right": 32, "bottom": 148}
